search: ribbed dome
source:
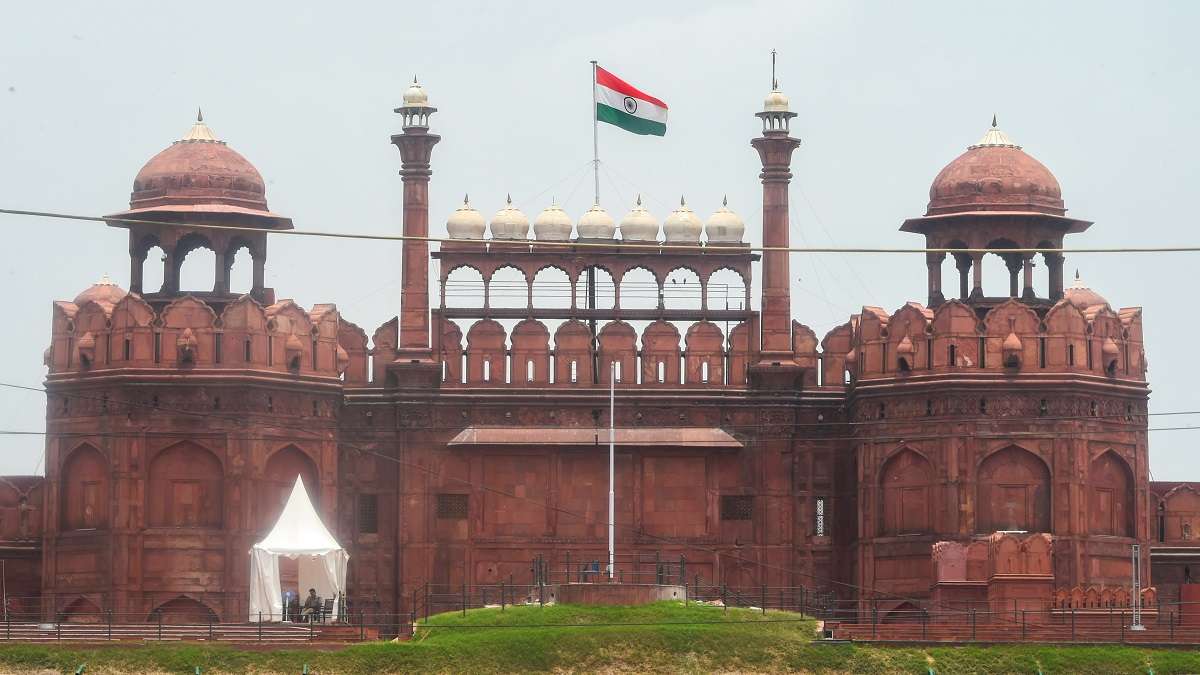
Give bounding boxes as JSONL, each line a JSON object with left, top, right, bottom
{"left": 704, "top": 197, "right": 744, "bottom": 243}
{"left": 533, "top": 201, "right": 573, "bottom": 241}
{"left": 129, "top": 112, "right": 269, "bottom": 211}
{"left": 73, "top": 273, "right": 127, "bottom": 306}
{"left": 446, "top": 195, "right": 486, "bottom": 239}
{"left": 618, "top": 196, "right": 658, "bottom": 242}
{"left": 489, "top": 195, "right": 529, "bottom": 240}
{"left": 662, "top": 197, "right": 702, "bottom": 243}
{"left": 763, "top": 87, "right": 790, "bottom": 113}
{"left": 577, "top": 204, "right": 616, "bottom": 239}
{"left": 1063, "top": 271, "right": 1109, "bottom": 310}
{"left": 403, "top": 77, "right": 429, "bottom": 106}
{"left": 926, "top": 118, "right": 1064, "bottom": 217}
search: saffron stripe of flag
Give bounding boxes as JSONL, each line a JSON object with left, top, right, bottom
{"left": 595, "top": 66, "right": 667, "bottom": 137}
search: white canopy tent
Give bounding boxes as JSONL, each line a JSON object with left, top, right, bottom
{"left": 248, "top": 476, "right": 348, "bottom": 621}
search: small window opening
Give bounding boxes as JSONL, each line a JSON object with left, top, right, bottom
{"left": 925, "top": 399, "right": 933, "bottom": 417}
{"left": 153, "top": 333, "right": 161, "bottom": 363}
{"left": 701, "top": 361, "right": 710, "bottom": 383}
{"left": 1087, "top": 341, "right": 1094, "bottom": 369}
{"left": 436, "top": 493, "right": 468, "bottom": 519}
{"left": 1090, "top": 400, "right": 1098, "bottom": 417}
{"left": 1038, "top": 336, "right": 1046, "bottom": 369}
{"left": 152, "top": 395, "right": 159, "bottom": 409}
{"left": 814, "top": 497, "right": 827, "bottom": 536}
{"left": 267, "top": 396, "right": 274, "bottom": 413}
{"left": 657, "top": 361, "right": 665, "bottom": 383}
{"left": 483, "top": 360, "right": 491, "bottom": 382}
{"left": 214, "top": 334, "right": 222, "bottom": 364}
{"left": 614, "top": 360, "right": 622, "bottom": 382}
{"left": 949, "top": 344, "right": 957, "bottom": 367}
{"left": 979, "top": 398, "right": 987, "bottom": 414}
{"left": 62, "top": 396, "right": 69, "bottom": 415}
{"left": 526, "top": 360, "right": 534, "bottom": 382}
{"left": 244, "top": 338, "right": 252, "bottom": 362}
{"left": 878, "top": 403, "right": 886, "bottom": 419}
{"left": 843, "top": 368, "right": 851, "bottom": 385}
{"left": 720, "top": 495, "right": 754, "bottom": 521}
{"left": 268, "top": 337, "right": 274, "bottom": 366}
{"left": 1039, "top": 399, "right": 1048, "bottom": 416}
{"left": 1068, "top": 343, "right": 1075, "bottom": 366}
{"left": 312, "top": 400, "right": 319, "bottom": 416}
{"left": 977, "top": 336, "right": 986, "bottom": 368}
{"left": 570, "top": 360, "right": 578, "bottom": 383}
{"left": 124, "top": 337, "right": 132, "bottom": 361}
{"left": 357, "top": 494, "right": 379, "bottom": 534}
{"left": 213, "top": 396, "right": 221, "bottom": 411}
{"left": 925, "top": 339, "right": 932, "bottom": 370}
{"left": 311, "top": 339, "right": 319, "bottom": 369}
{"left": 101, "top": 394, "right": 108, "bottom": 412}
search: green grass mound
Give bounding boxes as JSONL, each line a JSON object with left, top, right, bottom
{"left": 3, "top": 603, "right": 1200, "bottom": 673}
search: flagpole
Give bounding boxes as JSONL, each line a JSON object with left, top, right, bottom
{"left": 591, "top": 60, "right": 600, "bottom": 205}
{"left": 608, "top": 359, "right": 615, "bottom": 580}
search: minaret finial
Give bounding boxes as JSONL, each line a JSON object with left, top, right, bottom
{"left": 991, "top": 113, "right": 998, "bottom": 128}
{"left": 463, "top": 193, "right": 469, "bottom": 205}
{"left": 636, "top": 193, "right": 642, "bottom": 206}
{"left": 413, "top": 74, "right": 418, "bottom": 84}
{"left": 723, "top": 194, "right": 728, "bottom": 207}
{"left": 680, "top": 195, "right": 686, "bottom": 207}
{"left": 506, "top": 193, "right": 512, "bottom": 205}
{"left": 771, "top": 49, "right": 778, "bottom": 90}
{"left": 1075, "top": 269, "right": 1080, "bottom": 280}
{"left": 197, "top": 107, "right": 203, "bottom": 123}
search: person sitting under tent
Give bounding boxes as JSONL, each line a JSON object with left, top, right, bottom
{"left": 300, "top": 588, "right": 320, "bottom": 620}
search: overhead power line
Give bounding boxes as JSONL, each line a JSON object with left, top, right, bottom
{"left": 4, "top": 208, "right": 1199, "bottom": 255}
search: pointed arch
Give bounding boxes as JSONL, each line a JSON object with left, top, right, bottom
{"left": 149, "top": 595, "right": 220, "bottom": 624}
{"left": 258, "top": 445, "right": 318, "bottom": 532}
{"left": 976, "top": 445, "right": 1051, "bottom": 533}
{"left": 60, "top": 444, "right": 109, "bottom": 531}
{"left": 147, "top": 441, "right": 223, "bottom": 528}
{"left": 879, "top": 448, "right": 934, "bottom": 535}
{"left": 1089, "top": 450, "right": 1134, "bottom": 536}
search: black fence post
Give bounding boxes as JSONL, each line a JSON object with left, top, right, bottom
{"left": 57, "top": 618, "right": 61, "bottom": 641}
{"left": 1071, "top": 608, "right": 1076, "bottom": 642}
{"left": 684, "top": 583, "right": 688, "bottom": 606}
{"left": 721, "top": 585, "right": 727, "bottom": 614}
{"left": 107, "top": 609, "right": 112, "bottom": 641}
{"left": 257, "top": 612, "right": 263, "bottom": 643}
{"left": 360, "top": 611, "right": 366, "bottom": 641}
{"left": 1171, "top": 610, "right": 1176, "bottom": 641}
{"left": 500, "top": 581, "right": 506, "bottom": 612}
{"left": 970, "top": 608, "right": 976, "bottom": 642}
{"left": 566, "top": 551, "right": 571, "bottom": 584}
{"left": 158, "top": 611, "right": 163, "bottom": 641}
{"left": 424, "top": 582, "right": 430, "bottom": 622}
{"left": 761, "top": 585, "right": 767, "bottom": 615}
{"left": 871, "top": 603, "right": 878, "bottom": 640}
{"left": 309, "top": 614, "right": 315, "bottom": 641}
{"left": 461, "top": 582, "right": 467, "bottom": 617}
{"left": 208, "top": 615, "right": 213, "bottom": 642}
{"left": 539, "top": 581, "right": 544, "bottom": 608}
{"left": 922, "top": 609, "right": 928, "bottom": 641}
{"left": 1021, "top": 610, "right": 1026, "bottom": 641}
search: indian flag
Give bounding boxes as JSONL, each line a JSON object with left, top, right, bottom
{"left": 595, "top": 65, "right": 668, "bottom": 137}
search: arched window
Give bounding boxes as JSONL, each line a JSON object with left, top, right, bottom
{"left": 880, "top": 449, "right": 934, "bottom": 535}
{"left": 147, "top": 441, "right": 223, "bottom": 528}
{"left": 976, "top": 446, "right": 1051, "bottom": 533}
{"left": 60, "top": 445, "right": 109, "bottom": 530}
{"left": 1089, "top": 451, "right": 1134, "bottom": 536}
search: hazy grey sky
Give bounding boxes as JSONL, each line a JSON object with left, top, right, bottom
{"left": 1, "top": 1, "right": 1196, "bottom": 478}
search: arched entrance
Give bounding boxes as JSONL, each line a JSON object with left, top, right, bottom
{"left": 976, "top": 446, "right": 1051, "bottom": 533}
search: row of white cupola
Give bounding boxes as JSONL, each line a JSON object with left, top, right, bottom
{"left": 445, "top": 195, "right": 746, "bottom": 243}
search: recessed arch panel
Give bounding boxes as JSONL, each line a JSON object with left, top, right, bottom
{"left": 976, "top": 446, "right": 1050, "bottom": 533}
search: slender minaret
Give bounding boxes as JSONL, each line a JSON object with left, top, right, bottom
{"left": 749, "top": 55, "right": 802, "bottom": 388}
{"left": 390, "top": 78, "right": 441, "bottom": 383}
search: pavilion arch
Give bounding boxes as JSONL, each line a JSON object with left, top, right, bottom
{"left": 619, "top": 266, "right": 660, "bottom": 310}
{"left": 574, "top": 265, "right": 616, "bottom": 310}
{"left": 944, "top": 239, "right": 972, "bottom": 301}
{"left": 511, "top": 319, "right": 550, "bottom": 384}
{"left": 531, "top": 265, "right": 572, "bottom": 310}
{"left": 662, "top": 266, "right": 702, "bottom": 310}
{"left": 224, "top": 238, "right": 257, "bottom": 295}
{"left": 1035, "top": 239, "right": 1057, "bottom": 298}
{"left": 133, "top": 231, "right": 168, "bottom": 294}
{"left": 444, "top": 265, "right": 485, "bottom": 309}
{"left": 175, "top": 232, "right": 218, "bottom": 293}
{"left": 975, "top": 445, "right": 1051, "bottom": 533}
{"left": 258, "top": 445, "right": 319, "bottom": 532}
{"left": 146, "top": 441, "right": 223, "bottom": 528}
{"left": 465, "top": 318, "right": 507, "bottom": 383}
{"left": 60, "top": 443, "right": 109, "bottom": 531}
{"left": 705, "top": 267, "right": 749, "bottom": 310}
{"left": 598, "top": 320, "right": 637, "bottom": 385}
{"left": 1089, "top": 450, "right": 1134, "bottom": 537}
{"left": 879, "top": 447, "right": 934, "bottom": 535}
{"left": 982, "top": 238, "right": 1023, "bottom": 298}
{"left": 149, "top": 595, "right": 219, "bottom": 624}
{"left": 684, "top": 321, "right": 724, "bottom": 385}
{"left": 488, "top": 265, "right": 529, "bottom": 309}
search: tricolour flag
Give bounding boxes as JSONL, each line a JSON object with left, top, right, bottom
{"left": 595, "top": 66, "right": 668, "bottom": 137}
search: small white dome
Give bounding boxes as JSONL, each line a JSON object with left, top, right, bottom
{"left": 446, "top": 195, "right": 485, "bottom": 239}
{"left": 662, "top": 197, "right": 703, "bottom": 243}
{"left": 403, "top": 77, "right": 429, "bottom": 106}
{"left": 489, "top": 195, "right": 529, "bottom": 240}
{"left": 704, "top": 196, "right": 744, "bottom": 243}
{"left": 763, "top": 87, "right": 789, "bottom": 113}
{"left": 618, "top": 195, "right": 659, "bottom": 242}
{"left": 576, "top": 204, "right": 616, "bottom": 239}
{"left": 533, "top": 201, "right": 573, "bottom": 241}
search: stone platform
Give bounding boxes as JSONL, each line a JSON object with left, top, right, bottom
{"left": 536, "top": 583, "right": 686, "bottom": 606}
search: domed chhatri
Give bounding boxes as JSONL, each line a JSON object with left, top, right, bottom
{"left": 446, "top": 195, "right": 486, "bottom": 239}
{"left": 618, "top": 195, "right": 659, "bottom": 242}
{"left": 577, "top": 204, "right": 617, "bottom": 240}
{"left": 533, "top": 201, "right": 573, "bottom": 241}
{"left": 763, "top": 86, "right": 790, "bottom": 113}
{"left": 704, "top": 196, "right": 745, "bottom": 243}
{"left": 1063, "top": 270, "right": 1109, "bottom": 310}
{"left": 489, "top": 195, "right": 530, "bottom": 240}
{"left": 926, "top": 117, "right": 1065, "bottom": 217}
{"left": 73, "top": 273, "right": 127, "bottom": 306}
{"left": 129, "top": 111, "right": 270, "bottom": 212}
{"left": 662, "top": 197, "right": 703, "bottom": 243}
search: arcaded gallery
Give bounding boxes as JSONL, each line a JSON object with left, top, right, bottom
{"left": 2, "top": 77, "right": 1194, "bottom": 631}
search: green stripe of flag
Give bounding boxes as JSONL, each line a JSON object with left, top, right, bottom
{"left": 596, "top": 103, "right": 666, "bottom": 137}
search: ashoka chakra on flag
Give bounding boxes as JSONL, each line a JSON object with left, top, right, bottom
{"left": 595, "top": 66, "right": 668, "bottom": 137}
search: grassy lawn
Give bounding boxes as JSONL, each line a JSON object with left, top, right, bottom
{"left": 0, "top": 602, "right": 1197, "bottom": 673}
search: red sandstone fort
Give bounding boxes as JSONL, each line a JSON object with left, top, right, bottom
{"left": 1, "top": 78, "right": 1196, "bottom": 627}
